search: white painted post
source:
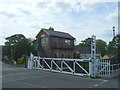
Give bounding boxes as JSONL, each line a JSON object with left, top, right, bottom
{"left": 73, "top": 60, "right": 75, "bottom": 74}
{"left": 29, "top": 53, "right": 33, "bottom": 69}
{"left": 27, "top": 58, "right": 30, "bottom": 69}
{"left": 89, "top": 35, "right": 97, "bottom": 78}
{"left": 61, "top": 59, "right": 63, "bottom": 72}
{"left": 109, "top": 60, "right": 110, "bottom": 76}
{"left": 96, "top": 59, "right": 98, "bottom": 76}
{"left": 89, "top": 57, "right": 93, "bottom": 77}
{"left": 106, "top": 60, "right": 108, "bottom": 76}
{"left": 51, "top": 59, "right": 53, "bottom": 70}
{"left": 102, "top": 60, "right": 104, "bottom": 76}
{"left": 105, "top": 60, "right": 107, "bottom": 76}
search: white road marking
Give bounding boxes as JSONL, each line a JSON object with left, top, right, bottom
{"left": 93, "top": 80, "right": 108, "bottom": 87}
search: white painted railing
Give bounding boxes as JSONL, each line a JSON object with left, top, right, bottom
{"left": 28, "top": 56, "right": 120, "bottom": 77}
{"left": 28, "top": 54, "right": 90, "bottom": 77}
{"left": 110, "top": 63, "right": 120, "bottom": 72}
{"left": 97, "top": 60, "right": 120, "bottom": 77}
{"left": 97, "top": 59, "right": 111, "bottom": 77}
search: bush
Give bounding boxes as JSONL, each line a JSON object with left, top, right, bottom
{"left": 17, "top": 56, "right": 27, "bottom": 65}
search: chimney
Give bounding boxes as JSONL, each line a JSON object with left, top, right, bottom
{"left": 49, "top": 26, "right": 54, "bottom": 31}
{"left": 113, "top": 26, "right": 115, "bottom": 38}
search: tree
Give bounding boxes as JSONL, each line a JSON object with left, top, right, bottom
{"left": 96, "top": 39, "right": 107, "bottom": 57}
{"left": 12, "top": 38, "right": 34, "bottom": 60}
{"left": 4, "top": 34, "right": 26, "bottom": 59}
{"left": 107, "top": 34, "right": 120, "bottom": 55}
{"left": 81, "top": 37, "right": 91, "bottom": 46}
{"left": 76, "top": 37, "right": 107, "bottom": 56}
{"left": 5, "top": 34, "right": 26, "bottom": 46}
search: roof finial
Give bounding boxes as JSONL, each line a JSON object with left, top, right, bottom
{"left": 49, "top": 26, "right": 54, "bottom": 31}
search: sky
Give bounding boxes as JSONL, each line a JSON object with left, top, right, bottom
{"left": 0, "top": 0, "right": 119, "bottom": 45}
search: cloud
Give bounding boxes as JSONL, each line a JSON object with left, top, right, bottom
{"left": 36, "top": 1, "right": 97, "bottom": 13}
{"left": 107, "top": 7, "right": 118, "bottom": 21}
{"left": 80, "top": 2, "right": 97, "bottom": 12}
{"left": 36, "top": 1, "right": 50, "bottom": 8}
{"left": 0, "top": 1, "right": 118, "bottom": 45}
{"left": 17, "top": 8, "right": 31, "bottom": 15}
{"left": 0, "top": 10, "right": 18, "bottom": 18}
{"left": 97, "top": 29, "right": 113, "bottom": 43}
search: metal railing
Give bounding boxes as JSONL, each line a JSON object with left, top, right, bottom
{"left": 110, "top": 63, "right": 120, "bottom": 72}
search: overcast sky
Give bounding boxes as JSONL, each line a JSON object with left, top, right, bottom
{"left": 0, "top": 0, "right": 119, "bottom": 45}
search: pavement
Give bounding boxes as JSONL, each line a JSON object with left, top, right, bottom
{"left": 1, "top": 62, "right": 120, "bottom": 88}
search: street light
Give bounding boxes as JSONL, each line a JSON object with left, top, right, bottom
{"left": 113, "top": 26, "right": 115, "bottom": 38}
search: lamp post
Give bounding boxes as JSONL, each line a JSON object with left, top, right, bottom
{"left": 113, "top": 26, "right": 115, "bottom": 38}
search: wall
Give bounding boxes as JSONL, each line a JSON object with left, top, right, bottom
{"left": 52, "top": 49, "right": 73, "bottom": 58}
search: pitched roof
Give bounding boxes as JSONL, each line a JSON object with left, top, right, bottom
{"left": 74, "top": 46, "right": 100, "bottom": 54}
{"left": 36, "top": 27, "right": 75, "bottom": 39}
{"left": 103, "top": 55, "right": 109, "bottom": 59}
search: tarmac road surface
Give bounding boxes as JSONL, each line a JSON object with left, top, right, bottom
{"left": 1, "top": 62, "right": 119, "bottom": 88}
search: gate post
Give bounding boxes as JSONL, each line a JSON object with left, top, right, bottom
{"left": 27, "top": 53, "right": 33, "bottom": 69}
{"left": 89, "top": 35, "right": 97, "bottom": 78}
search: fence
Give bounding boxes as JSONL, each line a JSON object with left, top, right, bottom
{"left": 97, "top": 59, "right": 111, "bottom": 77}
{"left": 110, "top": 63, "right": 120, "bottom": 72}
{"left": 28, "top": 54, "right": 120, "bottom": 77}
{"left": 28, "top": 54, "right": 91, "bottom": 77}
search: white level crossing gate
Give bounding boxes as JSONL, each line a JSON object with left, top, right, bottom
{"left": 27, "top": 35, "right": 111, "bottom": 78}
{"left": 28, "top": 56, "right": 90, "bottom": 76}
{"left": 97, "top": 59, "right": 111, "bottom": 77}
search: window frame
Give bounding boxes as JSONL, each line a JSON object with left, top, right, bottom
{"left": 65, "top": 39, "right": 71, "bottom": 46}
{"left": 41, "top": 34, "right": 48, "bottom": 46}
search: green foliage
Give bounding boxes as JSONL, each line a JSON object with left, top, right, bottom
{"left": 96, "top": 39, "right": 107, "bottom": 57}
{"left": 3, "top": 34, "right": 26, "bottom": 59}
{"left": 12, "top": 38, "right": 34, "bottom": 60}
{"left": 81, "top": 37, "right": 91, "bottom": 46}
{"left": 107, "top": 34, "right": 120, "bottom": 55}
{"left": 2, "top": 46, "right": 11, "bottom": 59}
{"left": 5, "top": 34, "right": 26, "bottom": 46}
{"left": 77, "top": 37, "right": 107, "bottom": 57}
{"left": 3, "top": 34, "right": 36, "bottom": 62}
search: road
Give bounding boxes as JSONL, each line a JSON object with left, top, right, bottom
{"left": 0, "top": 61, "right": 2, "bottom": 90}
{"left": 1, "top": 62, "right": 119, "bottom": 88}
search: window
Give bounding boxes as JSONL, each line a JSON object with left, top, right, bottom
{"left": 52, "top": 37, "right": 59, "bottom": 47}
{"left": 65, "top": 39, "right": 71, "bottom": 46}
{"left": 41, "top": 35, "right": 48, "bottom": 46}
